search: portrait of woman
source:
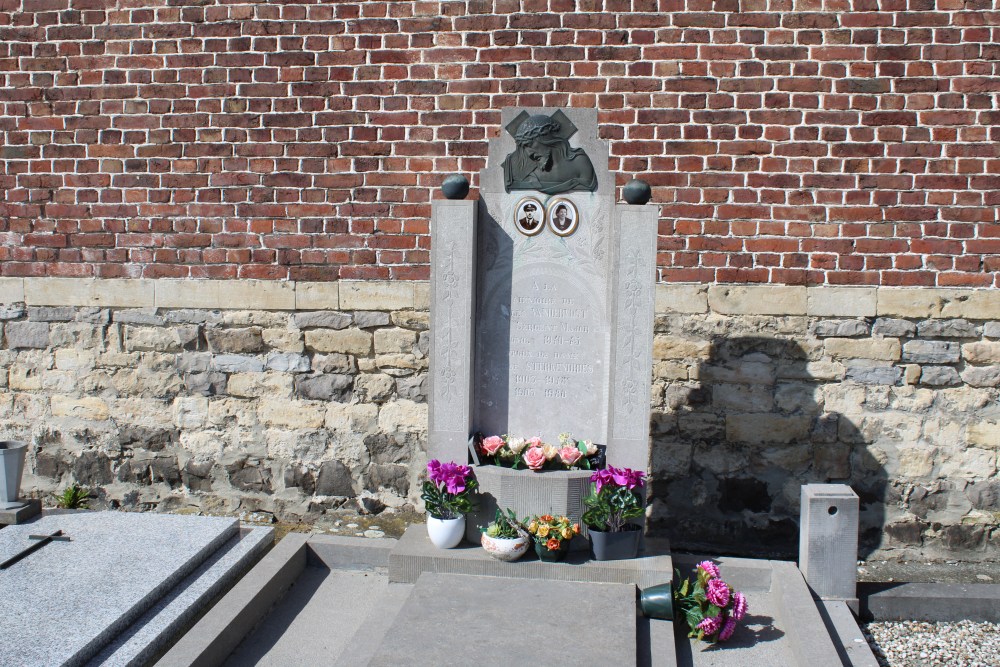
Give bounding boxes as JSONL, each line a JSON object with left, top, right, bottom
{"left": 514, "top": 197, "right": 545, "bottom": 236}
{"left": 546, "top": 198, "right": 579, "bottom": 237}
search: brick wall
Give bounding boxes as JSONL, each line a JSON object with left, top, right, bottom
{"left": 2, "top": 1, "right": 999, "bottom": 286}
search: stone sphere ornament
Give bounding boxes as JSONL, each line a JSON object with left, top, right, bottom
{"left": 623, "top": 178, "right": 652, "bottom": 205}
{"left": 441, "top": 174, "right": 470, "bottom": 200}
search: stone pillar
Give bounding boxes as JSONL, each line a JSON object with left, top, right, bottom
{"left": 428, "top": 200, "right": 478, "bottom": 462}
{"left": 606, "top": 204, "right": 658, "bottom": 473}
{"left": 799, "top": 484, "right": 859, "bottom": 601}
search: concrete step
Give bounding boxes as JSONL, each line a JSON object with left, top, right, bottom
{"left": 364, "top": 572, "right": 639, "bottom": 667}
{"left": 331, "top": 581, "right": 414, "bottom": 667}
{"left": 390, "top": 524, "right": 674, "bottom": 588}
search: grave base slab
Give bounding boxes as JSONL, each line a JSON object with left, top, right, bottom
{"left": 0, "top": 498, "right": 41, "bottom": 525}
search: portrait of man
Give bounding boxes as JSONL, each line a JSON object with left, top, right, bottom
{"left": 514, "top": 197, "right": 545, "bottom": 236}
{"left": 546, "top": 198, "right": 578, "bottom": 237}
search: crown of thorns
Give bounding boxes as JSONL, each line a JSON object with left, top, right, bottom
{"left": 514, "top": 119, "right": 561, "bottom": 143}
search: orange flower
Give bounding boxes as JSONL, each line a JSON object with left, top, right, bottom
{"left": 572, "top": 523, "right": 580, "bottom": 534}
{"left": 546, "top": 537, "right": 561, "bottom": 551}
{"left": 540, "top": 514, "right": 554, "bottom": 522}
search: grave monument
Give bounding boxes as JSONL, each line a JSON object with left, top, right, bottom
{"left": 428, "top": 108, "right": 658, "bottom": 541}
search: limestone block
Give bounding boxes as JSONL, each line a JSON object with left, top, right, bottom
{"left": 113, "top": 309, "right": 164, "bottom": 326}
{"left": 825, "top": 338, "right": 901, "bottom": 361}
{"left": 708, "top": 285, "right": 806, "bottom": 315}
{"left": 897, "top": 447, "right": 935, "bottom": 477}
{"left": 265, "top": 352, "right": 310, "bottom": 373}
{"left": 180, "top": 431, "right": 225, "bottom": 458}
{"left": 391, "top": 310, "right": 429, "bottom": 330}
{"left": 176, "top": 352, "right": 212, "bottom": 374}
{"left": 877, "top": 288, "right": 952, "bottom": 318}
{"left": 111, "top": 398, "right": 173, "bottom": 427}
{"left": 262, "top": 328, "right": 304, "bottom": 352}
{"left": 919, "top": 366, "right": 961, "bottom": 387}
{"left": 413, "top": 281, "right": 430, "bottom": 310}
{"left": 940, "top": 448, "right": 997, "bottom": 480}
{"left": 354, "top": 311, "right": 391, "bottom": 328}
{"left": 49, "top": 322, "right": 104, "bottom": 349}
{"left": 221, "top": 311, "right": 287, "bottom": 327}
{"left": 28, "top": 306, "right": 76, "bottom": 322}
{"left": 655, "top": 284, "right": 708, "bottom": 313}
{"left": 339, "top": 281, "right": 414, "bottom": 311}
{"left": 259, "top": 398, "right": 325, "bottom": 428}
{"left": 967, "top": 421, "right": 1000, "bottom": 450}
{"left": 374, "top": 327, "right": 418, "bottom": 355}
{"left": 0, "top": 278, "right": 24, "bottom": 304}
{"left": 305, "top": 328, "right": 372, "bottom": 355}
{"left": 156, "top": 279, "right": 295, "bottom": 310}
{"left": 355, "top": 373, "right": 396, "bottom": 403}
{"left": 51, "top": 396, "right": 109, "bottom": 421}
{"left": 205, "top": 327, "right": 264, "bottom": 354}
{"left": 124, "top": 325, "right": 197, "bottom": 353}
{"left": 904, "top": 364, "right": 921, "bottom": 385}
{"left": 961, "top": 365, "right": 1000, "bottom": 388}
{"left": 701, "top": 361, "right": 774, "bottom": 385}
{"left": 807, "top": 287, "right": 877, "bottom": 317}
{"left": 9, "top": 364, "right": 41, "bottom": 390}
{"left": 712, "top": 383, "right": 774, "bottom": 412}
{"left": 917, "top": 319, "right": 980, "bottom": 338}
{"left": 165, "top": 309, "right": 221, "bottom": 325}
{"left": 313, "top": 353, "right": 357, "bottom": 374}
{"left": 902, "top": 340, "right": 960, "bottom": 364}
{"left": 377, "top": 399, "right": 428, "bottom": 435}
{"left": 296, "top": 374, "right": 353, "bottom": 402}
{"left": 0, "top": 304, "right": 25, "bottom": 320}
{"left": 941, "top": 290, "right": 1000, "bottom": 320}
{"left": 5, "top": 321, "right": 50, "bottom": 349}
{"left": 962, "top": 341, "right": 1000, "bottom": 364}
{"left": 174, "top": 396, "right": 209, "bottom": 429}
{"left": 652, "top": 335, "right": 711, "bottom": 360}
{"left": 654, "top": 361, "right": 690, "bottom": 381}
{"left": 227, "top": 372, "right": 294, "bottom": 398}
{"left": 326, "top": 402, "right": 379, "bottom": 434}
{"left": 810, "top": 320, "right": 870, "bottom": 338}
{"left": 54, "top": 349, "right": 95, "bottom": 371}
{"left": 295, "top": 282, "right": 339, "bottom": 310}
{"left": 725, "top": 414, "right": 811, "bottom": 443}
{"left": 984, "top": 322, "right": 1000, "bottom": 339}
{"left": 207, "top": 398, "right": 258, "bottom": 428}
{"left": 24, "top": 277, "right": 154, "bottom": 307}
{"left": 395, "top": 375, "right": 427, "bottom": 402}
{"left": 375, "top": 353, "right": 427, "bottom": 373}
{"left": 872, "top": 318, "right": 916, "bottom": 338}
{"left": 774, "top": 381, "right": 821, "bottom": 414}
{"left": 293, "top": 311, "right": 352, "bottom": 330}
{"left": 212, "top": 354, "right": 265, "bottom": 373}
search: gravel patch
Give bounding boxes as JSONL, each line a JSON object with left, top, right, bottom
{"left": 864, "top": 620, "right": 1000, "bottom": 667}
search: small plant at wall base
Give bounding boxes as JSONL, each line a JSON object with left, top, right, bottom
{"left": 673, "top": 561, "right": 748, "bottom": 643}
{"left": 481, "top": 508, "right": 531, "bottom": 562}
{"left": 54, "top": 484, "right": 90, "bottom": 510}
{"left": 421, "top": 460, "right": 478, "bottom": 549}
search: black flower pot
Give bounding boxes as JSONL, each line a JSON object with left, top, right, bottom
{"left": 534, "top": 538, "right": 570, "bottom": 562}
{"left": 588, "top": 524, "right": 641, "bottom": 561}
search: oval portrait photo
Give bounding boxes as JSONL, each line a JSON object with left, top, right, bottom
{"left": 514, "top": 197, "right": 545, "bottom": 236}
{"left": 546, "top": 198, "right": 579, "bottom": 237}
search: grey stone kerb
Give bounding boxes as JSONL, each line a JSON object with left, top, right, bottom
{"left": 428, "top": 107, "right": 658, "bottom": 476}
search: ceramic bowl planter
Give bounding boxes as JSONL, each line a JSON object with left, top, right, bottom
{"left": 0, "top": 441, "right": 27, "bottom": 510}
{"left": 481, "top": 532, "right": 531, "bottom": 562}
{"left": 427, "top": 514, "right": 466, "bottom": 549}
{"left": 588, "top": 524, "right": 641, "bottom": 561}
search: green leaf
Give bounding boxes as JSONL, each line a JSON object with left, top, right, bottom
{"left": 679, "top": 579, "right": 689, "bottom": 597}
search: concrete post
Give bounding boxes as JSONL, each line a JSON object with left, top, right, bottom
{"left": 798, "top": 484, "right": 859, "bottom": 604}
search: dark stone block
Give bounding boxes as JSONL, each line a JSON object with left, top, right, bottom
{"left": 185, "top": 372, "right": 227, "bottom": 396}
{"left": 226, "top": 458, "right": 273, "bottom": 494}
{"left": 183, "top": 460, "right": 214, "bottom": 492}
{"left": 73, "top": 450, "right": 113, "bottom": 485}
{"left": 940, "top": 524, "right": 985, "bottom": 550}
{"left": 315, "top": 460, "right": 355, "bottom": 497}
{"left": 719, "top": 478, "right": 771, "bottom": 513}
{"left": 885, "top": 520, "right": 926, "bottom": 545}
{"left": 395, "top": 375, "right": 427, "bottom": 402}
{"left": 283, "top": 465, "right": 316, "bottom": 496}
{"left": 118, "top": 426, "right": 179, "bottom": 452}
{"left": 967, "top": 481, "right": 1000, "bottom": 510}
{"left": 365, "top": 463, "right": 409, "bottom": 496}
{"left": 364, "top": 433, "right": 409, "bottom": 465}
{"left": 151, "top": 456, "right": 182, "bottom": 486}
{"left": 296, "top": 373, "right": 353, "bottom": 402}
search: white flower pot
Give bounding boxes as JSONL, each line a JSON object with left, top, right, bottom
{"left": 427, "top": 514, "right": 465, "bottom": 549}
{"left": 481, "top": 532, "right": 531, "bottom": 562}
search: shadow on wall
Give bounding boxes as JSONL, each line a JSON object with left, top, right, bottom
{"left": 647, "top": 337, "right": 888, "bottom": 559}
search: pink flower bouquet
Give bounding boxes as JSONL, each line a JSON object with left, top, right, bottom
{"left": 474, "top": 432, "right": 603, "bottom": 472}
{"left": 673, "top": 560, "right": 748, "bottom": 643}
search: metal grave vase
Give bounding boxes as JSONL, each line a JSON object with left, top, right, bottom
{"left": 0, "top": 441, "right": 28, "bottom": 510}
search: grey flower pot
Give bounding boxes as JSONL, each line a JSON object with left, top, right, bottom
{"left": 0, "top": 441, "right": 27, "bottom": 510}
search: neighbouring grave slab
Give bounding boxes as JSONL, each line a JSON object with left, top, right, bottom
{"left": 0, "top": 511, "right": 238, "bottom": 667}
{"left": 367, "top": 572, "right": 636, "bottom": 667}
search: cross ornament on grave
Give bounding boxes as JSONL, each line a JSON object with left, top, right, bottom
{"left": 0, "top": 529, "right": 71, "bottom": 570}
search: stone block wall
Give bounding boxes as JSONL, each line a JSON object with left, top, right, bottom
{"left": 1, "top": 278, "right": 998, "bottom": 561}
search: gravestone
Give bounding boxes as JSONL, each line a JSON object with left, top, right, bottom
{"left": 428, "top": 108, "right": 658, "bottom": 538}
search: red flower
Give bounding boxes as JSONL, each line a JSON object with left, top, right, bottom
{"left": 546, "top": 537, "right": 561, "bottom": 551}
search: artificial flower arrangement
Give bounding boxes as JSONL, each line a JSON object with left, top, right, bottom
{"left": 526, "top": 514, "right": 580, "bottom": 561}
{"left": 475, "top": 432, "right": 604, "bottom": 472}
{"left": 582, "top": 466, "right": 646, "bottom": 533}
{"left": 421, "top": 460, "right": 478, "bottom": 519}
{"left": 673, "top": 560, "right": 748, "bottom": 643}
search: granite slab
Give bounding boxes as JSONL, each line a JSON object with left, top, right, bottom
{"left": 0, "top": 511, "right": 238, "bottom": 667}
{"left": 367, "top": 572, "right": 636, "bottom": 667}
{"left": 87, "top": 526, "right": 273, "bottom": 667}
